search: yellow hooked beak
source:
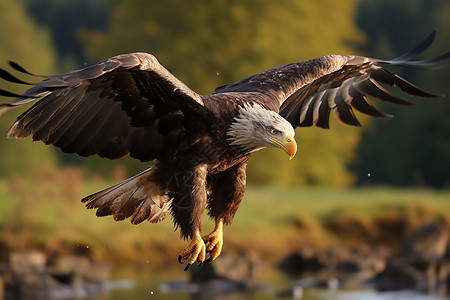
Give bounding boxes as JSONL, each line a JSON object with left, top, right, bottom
{"left": 269, "top": 135, "right": 297, "bottom": 160}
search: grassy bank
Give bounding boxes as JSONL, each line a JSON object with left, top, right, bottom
{"left": 1, "top": 167, "right": 449, "bottom": 267}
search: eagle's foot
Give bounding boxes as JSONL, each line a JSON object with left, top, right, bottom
{"left": 203, "top": 218, "right": 224, "bottom": 264}
{"left": 178, "top": 231, "right": 206, "bottom": 271}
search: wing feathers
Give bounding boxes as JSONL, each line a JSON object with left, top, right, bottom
{"left": 299, "top": 96, "right": 315, "bottom": 125}
{"left": 349, "top": 89, "right": 391, "bottom": 118}
{"left": 35, "top": 93, "right": 85, "bottom": 143}
{"left": 388, "top": 30, "right": 437, "bottom": 63}
{"left": 77, "top": 108, "right": 122, "bottom": 157}
{"left": 394, "top": 52, "right": 450, "bottom": 68}
{"left": 276, "top": 31, "right": 448, "bottom": 129}
{"left": 212, "top": 31, "right": 447, "bottom": 130}
{"left": 370, "top": 67, "right": 440, "bottom": 98}
{"left": 56, "top": 96, "right": 114, "bottom": 153}
{"left": 315, "top": 94, "right": 332, "bottom": 129}
{"left": 1, "top": 52, "right": 206, "bottom": 162}
{"left": 0, "top": 89, "right": 35, "bottom": 99}
{"left": 355, "top": 78, "right": 414, "bottom": 106}
{"left": 8, "top": 61, "right": 37, "bottom": 76}
{"left": 0, "top": 67, "right": 31, "bottom": 85}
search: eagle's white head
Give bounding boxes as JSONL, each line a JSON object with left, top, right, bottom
{"left": 227, "top": 103, "right": 297, "bottom": 159}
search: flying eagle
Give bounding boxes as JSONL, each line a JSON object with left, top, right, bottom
{"left": 0, "top": 30, "right": 449, "bottom": 270}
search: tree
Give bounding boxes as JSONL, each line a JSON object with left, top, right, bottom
{"left": 80, "top": 0, "right": 364, "bottom": 186}
{"left": 355, "top": 0, "right": 450, "bottom": 187}
{"left": 21, "top": 0, "right": 114, "bottom": 69}
{"left": 0, "top": 0, "right": 58, "bottom": 178}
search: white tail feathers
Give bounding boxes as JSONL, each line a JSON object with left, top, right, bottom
{"left": 82, "top": 168, "right": 172, "bottom": 224}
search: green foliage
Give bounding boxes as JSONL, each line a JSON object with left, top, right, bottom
{"left": 21, "top": 0, "right": 115, "bottom": 69}
{"left": 1, "top": 170, "right": 449, "bottom": 263}
{"left": 356, "top": 0, "right": 450, "bottom": 187}
{"left": 0, "top": 0, "right": 58, "bottom": 179}
{"left": 80, "top": 0, "right": 364, "bottom": 186}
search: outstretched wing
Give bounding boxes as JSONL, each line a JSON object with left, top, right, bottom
{"left": 0, "top": 53, "right": 204, "bottom": 161}
{"left": 215, "top": 30, "right": 450, "bottom": 128}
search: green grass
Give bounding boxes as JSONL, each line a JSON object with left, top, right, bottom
{"left": 232, "top": 186, "right": 450, "bottom": 251}
{"left": 1, "top": 169, "right": 449, "bottom": 267}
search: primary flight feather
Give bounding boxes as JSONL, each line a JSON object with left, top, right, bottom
{"left": 1, "top": 30, "right": 448, "bottom": 270}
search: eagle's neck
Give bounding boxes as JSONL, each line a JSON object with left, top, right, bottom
{"left": 226, "top": 103, "right": 273, "bottom": 154}
{"left": 227, "top": 123, "right": 266, "bottom": 155}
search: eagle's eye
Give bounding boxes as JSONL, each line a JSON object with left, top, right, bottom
{"left": 269, "top": 127, "right": 281, "bottom": 135}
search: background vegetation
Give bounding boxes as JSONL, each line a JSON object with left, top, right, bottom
{"left": 356, "top": 0, "right": 450, "bottom": 187}
{"left": 2, "top": 0, "right": 449, "bottom": 188}
{"left": 1, "top": 167, "right": 449, "bottom": 265}
{"left": 0, "top": 0, "right": 449, "bottom": 263}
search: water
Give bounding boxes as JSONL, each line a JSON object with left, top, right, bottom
{"left": 91, "top": 268, "right": 448, "bottom": 300}
{"left": 102, "top": 284, "right": 447, "bottom": 300}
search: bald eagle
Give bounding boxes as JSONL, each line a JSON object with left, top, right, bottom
{"left": 0, "top": 31, "right": 448, "bottom": 270}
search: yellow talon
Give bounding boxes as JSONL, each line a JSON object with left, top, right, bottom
{"left": 202, "top": 218, "right": 224, "bottom": 263}
{"left": 178, "top": 230, "right": 206, "bottom": 271}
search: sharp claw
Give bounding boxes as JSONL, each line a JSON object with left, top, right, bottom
{"left": 178, "top": 255, "right": 183, "bottom": 264}
{"left": 205, "top": 257, "right": 213, "bottom": 264}
{"left": 197, "top": 261, "right": 203, "bottom": 267}
{"left": 184, "top": 263, "right": 191, "bottom": 272}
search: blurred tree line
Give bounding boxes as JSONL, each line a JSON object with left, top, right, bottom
{"left": 355, "top": 0, "right": 450, "bottom": 187}
{"left": 0, "top": 0, "right": 58, "bottom": 178}
{"left": 0, "top": 0, "right": 449, "bottom": 187}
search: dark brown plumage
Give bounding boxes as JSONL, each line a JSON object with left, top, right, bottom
{"left": 1, "top": 30, "right": 448, "bottom": 270}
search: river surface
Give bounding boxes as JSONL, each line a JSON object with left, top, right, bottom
{"left": 102, "top": 285, "right": 448, "bottom": 300}
{"left": 86, "top": 267, "right": 448, "bottom": 300}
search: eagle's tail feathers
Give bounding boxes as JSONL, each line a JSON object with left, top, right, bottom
{"left": 81, "top": 168, "right": 172, "bottom": 225}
